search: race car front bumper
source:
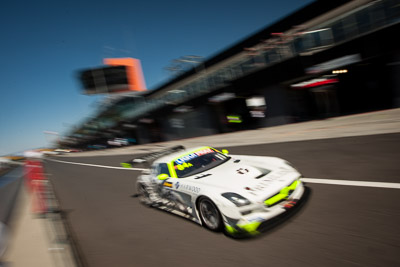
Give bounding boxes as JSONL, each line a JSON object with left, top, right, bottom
{"left": 224, "top": 180, "right": 305, "bottom": 236}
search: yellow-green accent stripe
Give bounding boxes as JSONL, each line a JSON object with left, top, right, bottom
{"left": 225, "top": 222, "right": 261, "bottom": 235}
{"left": 264, "top": 180, "right": 300, "bottom": 206}
{"left": 167, "top": 161, "right": 177, "bottom": 178}
{"left": 225, "top": 225, "right": 239, "bottom": 235}
{"left": 237, "top": 222, "right": 261, "bottom": 235}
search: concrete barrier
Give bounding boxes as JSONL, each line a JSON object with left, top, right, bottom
{"left": 0, "top": 166, "right": 24, "bottom": 259}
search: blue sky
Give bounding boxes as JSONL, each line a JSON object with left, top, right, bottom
{"left": 0, "top": 0, "right": 313, "bottom": 155}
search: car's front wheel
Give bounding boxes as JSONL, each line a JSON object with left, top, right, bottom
{"left": 198, "top": 197, "right": 223, "bottom": 231}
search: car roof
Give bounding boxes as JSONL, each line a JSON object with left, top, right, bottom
{"left": 153, "top": 146, "right": 212, "bottom": 164}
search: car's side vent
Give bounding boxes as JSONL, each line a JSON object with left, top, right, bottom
{"left": 255, "top": 173, "right": 266, "bottom": 179}
{"left": 254, "top": 167, "right": 271, "bottom": 179}
{"left": 194, "top": 173, "right": 212, "bottom": 179}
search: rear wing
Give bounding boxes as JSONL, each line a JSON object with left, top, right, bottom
{"left": 120, "top": 145, "right": 185, "bottom": 168}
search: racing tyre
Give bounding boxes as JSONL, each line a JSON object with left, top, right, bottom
{"left": 136, "top": 183, "right": 152, "bottom": 206}
{"left": 198, "top": 197, "right": 223, "bottom": 232}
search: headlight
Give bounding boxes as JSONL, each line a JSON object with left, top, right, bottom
{"left": 222, "top": 193, "right": 251, "bottom": 207}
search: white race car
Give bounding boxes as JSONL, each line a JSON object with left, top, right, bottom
{"left": 122, "top": 146, "right": 305, "bottom": 236}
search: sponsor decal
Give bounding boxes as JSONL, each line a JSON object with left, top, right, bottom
{"left": 174, "top": 162, "right": 193, "bottom": 171}
{"left": 175, "top": 182, "right": 200, "bottom": 193}
{"left": 194, "top": 148, "right": 213, "bottom": 156}
{"left": 175, "top": 148, "right": 214, "bottom": 164}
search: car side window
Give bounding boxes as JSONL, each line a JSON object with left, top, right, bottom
{"left": 157, "top": 163, "right": 171, "bottom": 177}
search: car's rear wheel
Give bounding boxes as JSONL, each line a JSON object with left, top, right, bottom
{"left": 198, "top": 197, "right": 223, "bottom": 231}
{"left": 137, "top": 182, "right": 152, "bottom": 206}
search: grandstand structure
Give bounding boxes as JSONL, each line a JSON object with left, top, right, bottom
{"left": 61, "top": 0, "right": 400, "bottom": 149}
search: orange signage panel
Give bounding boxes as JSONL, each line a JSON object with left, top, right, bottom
{"left": 103, "top": 58, "right": 147, "bottom": 92}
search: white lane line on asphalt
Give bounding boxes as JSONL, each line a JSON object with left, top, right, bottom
{"left": 302, "top": 178, "right": 400, "bottom": 189}
{"left": 46, "top": 159, "right": 400, "bottom": 189}
{"left": 46, "top": 158, "right": 146, "bottom": 171}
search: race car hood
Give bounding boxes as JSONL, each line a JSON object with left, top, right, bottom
{"left": 190, "top": 159, "right": 300, "bottom": 201}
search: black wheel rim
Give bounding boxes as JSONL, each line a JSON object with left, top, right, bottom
{"left": 199, "top": 199, "right": 220, "bottom": 230}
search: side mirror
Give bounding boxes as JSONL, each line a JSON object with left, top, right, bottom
{"left": 120, "top": 162, "right": 132, "bottom": 168}
{"left": 157, "top": 174, "right": 169, "bottom": 180}
{"left": 221, "top": 149, "right": 229, "bottom": 155}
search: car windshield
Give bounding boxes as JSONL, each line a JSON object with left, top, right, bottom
{"left": 173, "top": 148, "right": 230, "bottom": 178}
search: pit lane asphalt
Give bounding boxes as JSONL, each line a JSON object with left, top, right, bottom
{"left": 44, "top": 133, "right": 400, "bottom": 267}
